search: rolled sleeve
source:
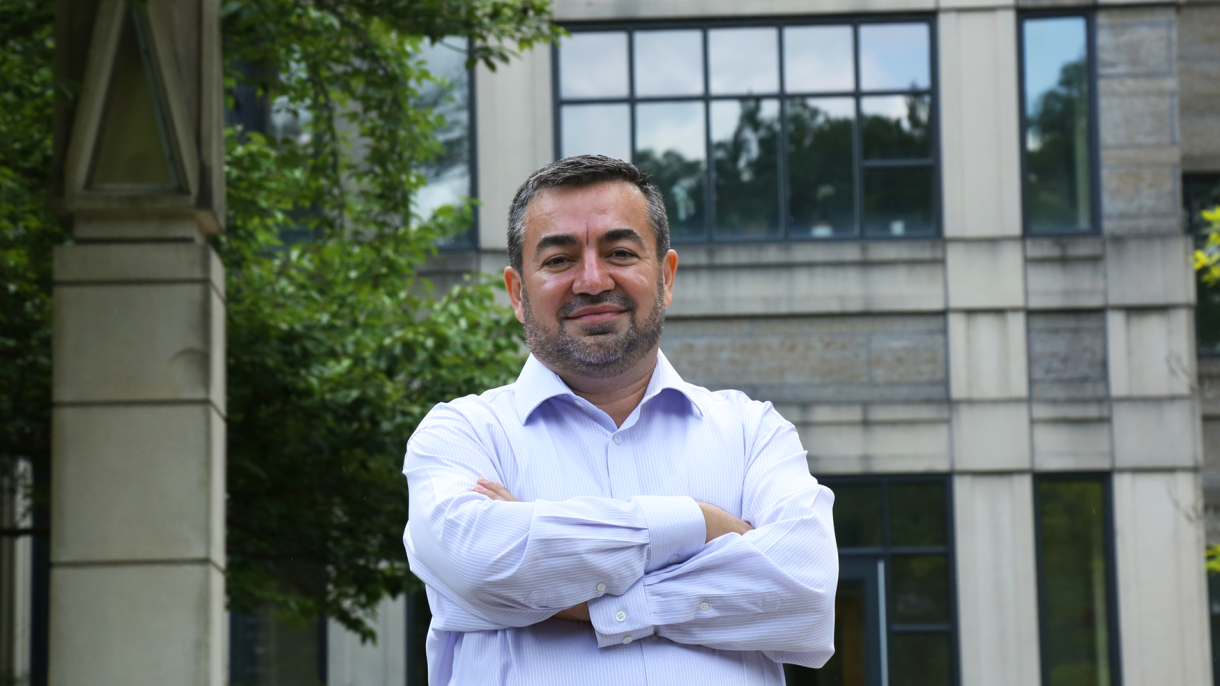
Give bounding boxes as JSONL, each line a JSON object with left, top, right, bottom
{"left": 633, "top": 495, "right": 706, "bottom": 573}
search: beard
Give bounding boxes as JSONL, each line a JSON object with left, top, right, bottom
{"left": 521, "top": 275, "right": 667, "bottom": 380}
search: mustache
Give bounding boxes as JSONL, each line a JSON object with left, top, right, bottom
{"left": 557, "top": 291, "right": 637, "bottom": 318}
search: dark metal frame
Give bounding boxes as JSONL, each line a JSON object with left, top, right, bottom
{"left": 1031, "top": 472, "right": 1123, "bottom": 686}
{"left": 818, "top": 473, "right": 960, "bottom": 686}
{"left": 1016, "top": 10, "right": 1102, "bottom": 237}
{"left": 551, "top": 14, "right": 941, "bottom": 244}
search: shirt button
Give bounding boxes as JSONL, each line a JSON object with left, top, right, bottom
{"left": 622, "top": 636, "right": 633, "bottom": 645}
{"left": 668, "top": 555, "right": 679, "bottom": 564}
{"left": 699, "top": 602, "right": 710, "bottom": 612}
{"left": 596, "top": 582, "right": 606, "bottom": 592}
{"left": 615, "top": 611, "right": 627, "bottom": 622}
{"left": 613, "top": 434, "right": 623, "bottom": 445}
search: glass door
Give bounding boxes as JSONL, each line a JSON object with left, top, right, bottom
{"left": 785, "top": 557, "right": 884, "bottom": 686}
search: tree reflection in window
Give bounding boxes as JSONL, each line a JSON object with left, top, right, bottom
{"left": 555, "top": 20, "right": 937, "bottom": 241}
{"left": 1022, "top": 17, "right": 1093, "bottom": 235}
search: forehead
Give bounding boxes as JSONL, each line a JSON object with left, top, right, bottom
{"left": 522, "top": 180, "right": 653, "bottom": 245}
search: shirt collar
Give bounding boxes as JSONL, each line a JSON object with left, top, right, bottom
{"left": 513, "top": 349, "right": 705, "bottom": 424}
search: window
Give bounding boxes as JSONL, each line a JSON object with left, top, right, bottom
{"left": 554, "top": 19, "right": 938, "bottom": 242}
{"left": 1020, "top": 14, "right": 1098, "bottom": 235}
{"left": 1184, "top": 173, "right": 1220, "bottom": 354}
{"left": 1034, "top": 475, "right": 1119, "bottom": 686}
{"left": 414, "top": 37, "right": 478, "bottom": 248}
{"left": 786, "top": 476, "right": 956, "bottom": 686}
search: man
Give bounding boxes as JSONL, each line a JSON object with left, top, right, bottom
{"left": 403, "top": 155, "right": 837, "bottom": 685}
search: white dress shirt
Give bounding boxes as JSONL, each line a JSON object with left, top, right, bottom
{"left": 403, "top": 350, "right": 837, "bottom": 685}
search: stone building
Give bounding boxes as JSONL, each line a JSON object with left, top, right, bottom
{"left": 3, "top": 0, "right": 1220, "bottom": 685}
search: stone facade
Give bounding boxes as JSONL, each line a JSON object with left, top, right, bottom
{"left": 408, "top": 1, "right": 1218, "bottom": 684}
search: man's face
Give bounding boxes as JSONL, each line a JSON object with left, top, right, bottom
{"left": 505, "top": 181, "right": 678, "bottom": 380}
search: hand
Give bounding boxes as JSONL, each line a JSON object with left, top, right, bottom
{"left": 698, "top": 502, "right": 753, "bottom": 543}
{"left": 473, "top": 478, "right": 518, "bottom": 502}
{"left": 552, "top": 602, "right": 590, "bottom": 622}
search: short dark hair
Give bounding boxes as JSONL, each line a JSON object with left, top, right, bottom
{"left": 506, "top": 155, "right": 670, "bottom": 273}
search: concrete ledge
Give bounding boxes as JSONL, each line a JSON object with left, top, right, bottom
{"left": 805, "top": 420, "right": 951, "bottom": 475}
{"left": 54, "top": 243, "right": 224, "bottom": 299}
{"left": 946, "top": 239, "right": 1025, "bottom": 310}
{"left": 1112, "top": 398, "right": 1201, "bottom": 468}
{"left": 1032, "top": 420, "right": 1113, "bottom": 471}
{"left": 1104, "top": 236, "right": 1195, "bottom": 307}
{"left": 951, "top": 400, "right": 1032, "bottom": 471}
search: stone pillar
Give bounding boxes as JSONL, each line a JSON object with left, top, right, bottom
{"left": 50, "top": 1, "right": 226, "bottom": 685}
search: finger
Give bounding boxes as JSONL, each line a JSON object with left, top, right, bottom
{"left": 472, "top": 484, "right": 508, "bottom": 501}
{"left": 484, "top": 481, "right": 519, "bottom": 502}
{"left": 475, "top": 478, "right": 519, "bottom": 502}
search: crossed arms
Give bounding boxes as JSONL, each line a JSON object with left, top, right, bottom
{"left": 402, "top": 401, "right": 838, "bottom": 666}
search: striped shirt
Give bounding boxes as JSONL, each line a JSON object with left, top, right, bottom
{"left": 403, "top": 350, "right": 838, "bottom": 685}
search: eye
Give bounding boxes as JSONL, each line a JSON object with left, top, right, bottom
{"left": 609, "top": 248, "right": 637, "bottom": 260}
{"left": 542, "top": 254, "right": 572, "bottom": 267}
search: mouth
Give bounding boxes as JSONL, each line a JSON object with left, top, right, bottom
{"left": 565, "top": 305, "right": 627, "bottom": 324}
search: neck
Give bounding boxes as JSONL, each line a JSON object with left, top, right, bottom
{"left": 556, "top": 349, "right": 659, "bottom": 428}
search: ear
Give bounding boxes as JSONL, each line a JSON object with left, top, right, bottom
{"left": 504, "top": 266, "right": 526, "bottom": 324}
{"left": 660, "top": 249, "right": 678, "bottom": 309}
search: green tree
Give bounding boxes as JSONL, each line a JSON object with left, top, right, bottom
{"left": 2, "top": 0, "right": 559, "bottom": 641}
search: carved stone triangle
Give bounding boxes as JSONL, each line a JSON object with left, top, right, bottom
{"left": 86, "top": 7, "right": 180, "bottom": 190}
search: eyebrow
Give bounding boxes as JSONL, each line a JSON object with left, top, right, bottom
{"left": 532, "top": 228, "right": 647, "bottom": 258}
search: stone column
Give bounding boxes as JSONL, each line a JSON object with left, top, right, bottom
{"left": 50, "top": 1, "right": 226, "bottom": 684}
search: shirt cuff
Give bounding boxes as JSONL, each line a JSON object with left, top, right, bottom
{"left": 588, "top": 577, "right": 654, "bottom": 648}
{"left": 633, "top": 495, "right": 706, "bottom": 573}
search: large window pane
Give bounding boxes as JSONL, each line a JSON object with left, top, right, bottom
{"left": 889, "top": 482, "right": 946, "bottom": 547}
{"left": 859, "top": 23, "right": 930, "bottom": 91}
{"left": 559, "top": 32, "right": 628, "bottom": 99}
{"left": 414, "top": 37, "right": 473, "bottom": 245}
{"left": 1023, "top": 17, "right": 1092, "bottom": 234}
{"left": 709, "top": 28, "right": 779, "bottom": 95}
{"left": 712, "top": 98, "right": 781, "bottom": 238}
{"left": 861, "top": 95, "right": 931, "bottom": 160}
{"left": 891, "top": 554, "right": 950, "bottom": 624}
{"left": 832, "top": 484, "right": 883, "bottom": 548}
{"left": 1037, "top": 478, "right": 1113, "bottom": 686}
{"left": 890, "top": 633, "right": 952, "bottom": 686}
{"left": 635, "top": 30, "right": 704, "bottom": 97}
{"left": 787, "top": 97, "right": 855, "bottom": 238}
{"left": 561, "top": 104, "right": 630, "bottom": 161}
{"left": 862, "top": 166, "right": 934, "bottom": 237}
{"left": 636, "top": 101, "right": 706, "bottom": 239}
{"left": 783, "top": 25, "right": 855, "bottom": 93}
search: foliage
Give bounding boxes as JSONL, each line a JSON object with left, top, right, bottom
{"left": 0, "top": 0, "right": 556, "bottom": 642}
{"left": 218, "top": 0, "right": 555, "bottom": 639}
{"left": 0, "top": 0, "right": 59, "bottom": 503}
{"left": 1193, "top": 206, "right": 1220, "bottom": 286}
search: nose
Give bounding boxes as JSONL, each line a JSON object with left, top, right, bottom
{"left": 572, "top": 247, "right": 614, "bottom": 295}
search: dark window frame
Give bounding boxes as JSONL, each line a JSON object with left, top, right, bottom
{"left": 552, "top": 14, "right": 942, "bottom": 244}
{"left": 1017, "top": 10, "right": 1102, "bottom": 237}
{"left": 818, "top": 473, "right": 960, "bottom": 686}
{"left": 1032, "top": 472, "right": 1123, "bottom": 686}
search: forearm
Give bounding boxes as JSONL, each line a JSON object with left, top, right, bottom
{"left": 586, "top": 484, "right": 837, "bottom": 664}
{"left": 406, "top": 491, "right": 705, "bottom": 620}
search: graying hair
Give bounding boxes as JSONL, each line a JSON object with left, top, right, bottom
{"left": 506, "top": 155, "right": 670, "bottom": 273}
